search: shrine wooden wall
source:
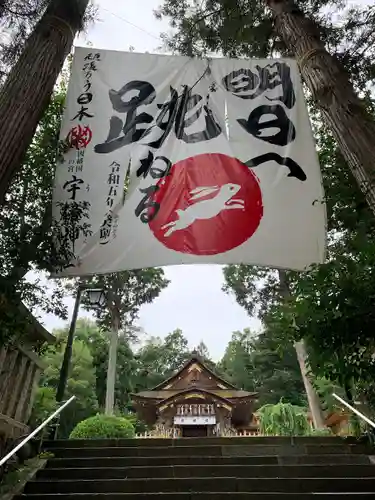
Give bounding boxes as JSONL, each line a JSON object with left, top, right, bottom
{"left": 0, "top": 344, "right": 44, "bottom": 440}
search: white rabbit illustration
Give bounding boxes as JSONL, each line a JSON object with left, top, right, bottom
{"left": 161, "top": 183, "right": 245, "bottom": 237}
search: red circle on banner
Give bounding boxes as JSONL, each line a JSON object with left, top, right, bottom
{"left": 149, "top": 153, "right": 263, "bottom": 255}
{"left": 66, "top": 125, "right": 92, "bottom": 149}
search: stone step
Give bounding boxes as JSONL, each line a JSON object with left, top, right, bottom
{"left": 24, "top": 477, "right": 375, "bottom": 494}
{"left": 14, "top": 493, "right": 375, "bottom": 500}
{"left": 278, "top": 454, "right": 371, "bottom": 465}
{"left": 46, "top": 455, "right": 279, "bottom": 468}
{"left": 45, "top": 453, "right": 370, "bottom": 469}
{"left": 44, "top": 443, "right": 372, "bottom": 459}
{"left": 36, "top": 464, "right": 375, "bottom": 480}
{"left": 42, "top": 436, "right": 359, "bottom": 449}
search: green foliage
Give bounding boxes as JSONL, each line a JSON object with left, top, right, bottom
{"left": 257, "top": 401, "right": 311, "bottom": 436}
{"left": 198, "top": 348, "right": 218, "bottom": 373}
{"left": 157, "top": 0, "right": 375, "bottom": 95}
{"left": 124, "top": 412, "right": 149, "bottom": 434}
{"left": 81, "top": 269, "right": 170, "bottom": 332}
{"left": 313, "top": 377, "right": 345, "bottom": 413}
{"left": 0, "top": 89, "right": 64, "bottom": 278}
{"left": 0, "top": 86, "right": 69, "bottom": 343}
{"left": 219, "top": 329, "right": 306, "bottom": 407}
{"left": 68, "top": 319, "right": 138, "bottom": 412}
{"left": 0, "top": 1, "right": 49, "bottom": 82}
{"left": 30, "top": 319, "right": 152, "bottom": 437}
{"left": 222, "top": 119, "right": 375, "bottom": 409}
{"left": 32, "top": 319, "right": 349, "bottom": 439}
{"left": 36, "top": 336, "right": 99, "bottom": 438}
{"left": 31, "top": 319, "right": 312, "bottom": 436}
{"left": 219, "top": 329, "right": 254, "bottom": 389}
{"left": 69, "top": 414, "right": 135, "bottom": 439}
{"left": 28, "top": 387, "right": 57, "bottom": 430}
{"left": 133, "top": 329, "right": 191, "bottom": 389}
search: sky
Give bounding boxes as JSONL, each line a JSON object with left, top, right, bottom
{"left": 39, "top": 0, "right": 261, "bottom": 361}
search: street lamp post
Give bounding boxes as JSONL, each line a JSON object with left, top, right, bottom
{"left": 51, "top": 285, "right": 106, "bottom": 439}
{"left": 55, "top": 286, "right": 83, "bottom": 404}
{"left": 55, "top": 286, "right": 106, "bottom": 405}
{"left": 50, "top": 285, "right": 83, "bottom": 439}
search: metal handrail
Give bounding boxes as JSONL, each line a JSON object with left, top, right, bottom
{"left": 333, "top": 393, "right": 375, "bottom": 429}
{"left": 0, "top": 395, "right": 75, "bottom": 467}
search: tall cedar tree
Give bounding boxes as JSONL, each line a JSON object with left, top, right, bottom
{"left": 0, "top": 0, "right": 89, "bottom": 204}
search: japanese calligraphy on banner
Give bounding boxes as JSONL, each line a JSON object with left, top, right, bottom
{"left": 52, "top": 47, "right": 326, "bottom": 276}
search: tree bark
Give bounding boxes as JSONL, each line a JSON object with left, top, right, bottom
{"left": 0, "top": 0, "right": 89, "bottom": 204}
{"left": 294, "top": 339, "right": 326, "bottom": 429}
{"left": 278, "top": 270, "right": 326, "bottom": 429}
{"left": 266, "top": 0, "right": 375, "bottom": 214}
{"left": 105, "top": 298, "right": 120, "bottom": 415}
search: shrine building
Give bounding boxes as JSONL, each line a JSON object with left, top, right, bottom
{"left": 132, "top": 352, "right": 258, "bottom": 438}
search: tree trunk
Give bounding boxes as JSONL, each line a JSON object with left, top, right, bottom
{"left": 294, "top": 339, "right": 325, "bottom": 429}
{"left": 105, "top": 304, "right": 120, "bottom": 415}
{"left": 266, "top": 0, "right": 375, "bottom": 214}
{"left": 0, "top": 0, "right": 89, "bottom": 204}
{"left": 278, "top": 270, "right": 326, "bottom": 429}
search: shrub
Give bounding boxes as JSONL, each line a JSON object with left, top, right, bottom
{"left": 69, "top": 414, "right": 135, "bottom": 439}
{"left": 124, "top": 412, "right": 149, "bottom": 434}
{"left": 257, "top": 401, "right": 310, "bottom": 436}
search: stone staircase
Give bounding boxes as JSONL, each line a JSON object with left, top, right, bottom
{"left": 14, "top": 436, "right": 375, "bottom": 498}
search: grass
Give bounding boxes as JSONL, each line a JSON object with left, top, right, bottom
{"left": 0, "top": 454, "right": 50, "bottom": 500}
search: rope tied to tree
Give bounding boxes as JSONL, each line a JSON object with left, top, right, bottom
{"left": 298, "top": 48, "right": 327, "bottom": 71}
{"left": 44, "top": 15, "right": 75, "bottom": 40}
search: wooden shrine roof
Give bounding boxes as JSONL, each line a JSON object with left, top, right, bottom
{"left": 151, "top": 354, "right": 238, "bottom": 391}
{"left": 132, "top": 352, "right": 258, "bottom": 406}
{"left": 1, "top": 294, "right": 54, "bottom": 345}
{"left": 19, "top": 302, "right": 55, "bottom": 344}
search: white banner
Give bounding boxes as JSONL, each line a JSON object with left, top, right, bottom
{"left": 52, "top": 48, "right": 326, "bottom": 276}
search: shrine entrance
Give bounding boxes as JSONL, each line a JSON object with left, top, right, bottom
{"left": 181, "top": 426, "right": 208, "bottom": 438}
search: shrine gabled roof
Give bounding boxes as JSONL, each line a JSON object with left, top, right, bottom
{"left": 155, "top": 387, "right": 235, "bottom": 408}
{"left": 19, "top": 302, "right": 55, "bottom": 344}
{"left": 1, "top": 294, "right": 54, "bottom": 345}
{"left": 150, "top": 353, "right": 238, "bottom": 391}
